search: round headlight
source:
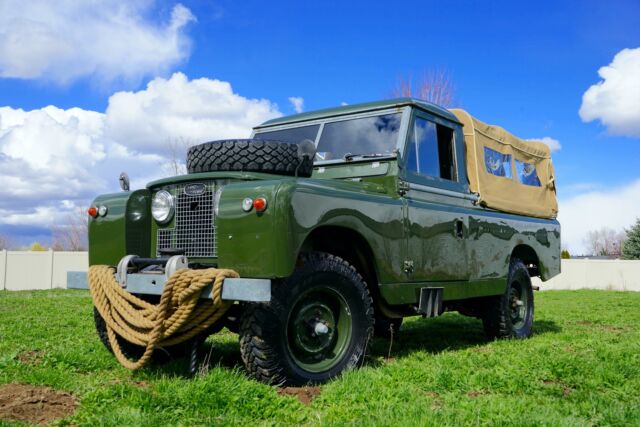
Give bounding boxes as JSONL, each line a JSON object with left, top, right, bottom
{"left": 152, "top": 190, "right": 174, "bottom": 223}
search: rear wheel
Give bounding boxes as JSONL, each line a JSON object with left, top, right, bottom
{"left": 482, "top": 259, "right": 534, "bottom": 339}
{"left": 239, "top": 252, "right": 374, "bottom": 385}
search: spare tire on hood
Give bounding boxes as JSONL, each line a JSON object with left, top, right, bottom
{"left": 186, "top": 139, "right": 315, "bottom": 177}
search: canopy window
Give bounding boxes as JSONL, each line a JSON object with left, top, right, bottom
{"left": 450, "top": 109, "right": 558, "bottom": 219}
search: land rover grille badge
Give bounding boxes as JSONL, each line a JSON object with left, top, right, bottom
{"left": 184, "top": 183, "right": 206, "bottom": 196}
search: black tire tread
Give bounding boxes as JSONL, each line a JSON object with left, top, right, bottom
{"left": 186, "top": 139, "right": 314, "bottom": 177}
{"left": 482, "top": 258, "right": 534, "bottom": 339}
{"left": 239, "top": 252, "right": 374, "bottom": 385}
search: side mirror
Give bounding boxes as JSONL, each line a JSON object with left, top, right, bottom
{"left": 119, "top": 172, "right": 130, "bottom": 192}
{"left": 297, "top": 139, "right": 316, "bottom": 162}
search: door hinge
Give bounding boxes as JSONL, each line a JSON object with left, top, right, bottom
{"left": 403, "top": 260, "right": 414, "bottom": 274}
{"left": 397, "top": 179, "right": 410, "bottom": 195}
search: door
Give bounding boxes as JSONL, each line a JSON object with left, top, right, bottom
{"left": 402, "top": 112, "right": 470, "bottom": 281}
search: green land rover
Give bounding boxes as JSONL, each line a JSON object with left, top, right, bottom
{"left": 87, "top": 98, "right": 560, "bottom": 385}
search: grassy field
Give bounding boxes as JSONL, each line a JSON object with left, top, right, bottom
{"left": 0, "top": 289, "right": 639, "bottom": 426}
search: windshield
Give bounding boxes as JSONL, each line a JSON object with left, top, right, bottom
{"left": 253, "top": 112, "right": 402, "bottom": 162}
{"left": 254, "top": 124, "right": 320, "bottom": 145}
{"left": 315, "top": 113, "right": 401, "bottom": 161}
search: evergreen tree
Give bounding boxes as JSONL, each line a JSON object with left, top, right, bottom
{"left": 622, "top": 218, "right": 640, "bottom": 260}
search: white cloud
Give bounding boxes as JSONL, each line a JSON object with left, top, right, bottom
{"left": 106, "top": 72, "right": 281, "bottom": 150}
{"left": 0, "top": 1, "right": 195, "bottom": 85}
{"left": 579, "top": 47, "right": 640, "bottom": 137}
{"left": 0, "top": 73, "right": 283, "bottom": 232}
{"left": 526, "top": 137, "right": 561, "bottom": 152}
{"left": 558, "top": 180, "right": 640, "bottom": 254}
{"left": 288, "top": 97, "right": 305, "bottom": 114}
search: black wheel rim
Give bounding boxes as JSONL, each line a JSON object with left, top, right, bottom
{"left": 286, "top": 287, "right": 352, "bottom": 373}
{"left": 509, "top": 280, "right": 529, "bottom": 330}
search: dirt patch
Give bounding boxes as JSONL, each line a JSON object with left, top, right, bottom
{"left": 420, "top": 391, "right": 443, "bottom": 409}
{"left": 0, "top": 383, "right": 77, "bottom": 425}
{"left": 576, "top": 321, "right": 629, "bottom": 334}
{"left": 15, "top": 350, "right": 45, "bottom": 366}
{"left": 277, "top": 386, "right": 321, "bottom": 405}
{"left": 543, "top": 380, "right": 573, "bottom": 397}
{"left": 575, "top": 320, "right": 593, "bottom": 326}
{"left": 600, "top": 325, "right": 628, "bottom": 333}
{"left": 467, "top": 390, "right": 489, "bottom": 398}
{"left": 470, "top": 346, "right": 493, "bottom": 354}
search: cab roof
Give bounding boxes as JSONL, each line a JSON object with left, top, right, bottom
{"left": 254, "top": 98, "right": 460, "bottom": 129}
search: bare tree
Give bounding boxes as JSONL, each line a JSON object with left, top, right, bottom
{"left": 583, "top": 227, "right": 627, "bottom": 257}
{"left": 0, "top": 233, "right": 13, "bottom": 250}
{"left": 392, "top": 68, "right": 456, "bottom": 108}
{"left": 162, "top": 137, "right": 194, "bottom": 176}
{"left": 52, "top": 208, "right": 89, "bottom": 251}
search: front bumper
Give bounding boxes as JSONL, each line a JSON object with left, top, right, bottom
{"left": 68, "top": 255, "right": 271, "bottom": 303}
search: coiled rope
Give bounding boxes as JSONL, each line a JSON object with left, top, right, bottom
{"left": 88, "top": 265, "right": 239, "bottom": 370}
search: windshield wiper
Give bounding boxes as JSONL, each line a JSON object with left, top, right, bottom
{"left": 343, "top": 153, "right": 396, "bottom": 162}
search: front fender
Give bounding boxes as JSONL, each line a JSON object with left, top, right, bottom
{"left": 88, "top": 189, "right": 151, "bottom": 266}
{"left": 216, "top": 180, "right": 293, "bottom": 278}
{"left": 217, "top": 179, "right": 403, "bottom": 282}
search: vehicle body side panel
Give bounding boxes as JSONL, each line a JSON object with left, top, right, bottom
{"left": 405, "top": 193, "right": 470, "bottom": 281}
{"left": 467, "top": 207, "right": 561, "bottom": 281}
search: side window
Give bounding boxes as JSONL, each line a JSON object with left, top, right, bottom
{"left": 406, "top": 117, "right": 457, "bottom": 181}
{"left": 515, "top": 160, "right": 541, "bottom": 186}
{"left": 484, "top": 147, "right": 513, "bottom": 178}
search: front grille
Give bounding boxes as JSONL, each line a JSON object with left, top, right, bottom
{"left": 156, "top": 182, "right": 217, "bottom": 257}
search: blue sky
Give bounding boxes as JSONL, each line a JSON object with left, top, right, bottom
{"left": 0, "top": 0, "right": 639, "bottom": 253}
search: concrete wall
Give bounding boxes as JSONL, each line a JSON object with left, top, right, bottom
{"left": 0, "top": 250, "right": 88, "bottom": 291}
{"left": 0, "top": 251, "right": 638, "bottom": 292}
{"left": 534, "top": 259, "right": 640, "bottom": 292}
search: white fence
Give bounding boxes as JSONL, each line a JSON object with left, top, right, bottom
{"left": 0, "top": 250, "right": 88, "bottom": 291}
{"left": 0, "top": 251, "right": 639, "bottom": 292}
{"left": 532, "top": 259, "right": 640, "bottom": 292}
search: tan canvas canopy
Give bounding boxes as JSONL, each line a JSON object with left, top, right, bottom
{"left": 450, "top": 109, "right": 558, "bottom": 219}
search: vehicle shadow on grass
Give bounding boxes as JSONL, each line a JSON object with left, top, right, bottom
{"left": 145, "top": 316, "right": 561, "bottom": 379}
{"left": 366, "top": 315, "right": 561, "bottom": 365}
{"left": 143, "top": 335, "right": 245, "bottom": 378}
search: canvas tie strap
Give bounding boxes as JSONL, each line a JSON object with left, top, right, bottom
{"left": 88, "top": 265, "right": 239, "bottom": 370}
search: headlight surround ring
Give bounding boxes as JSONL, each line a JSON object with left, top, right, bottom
{"left": 152, "top": 190, "right": 174, "bottom": 224}
{"left": 214, "top": 185, "right": 224, "bottom": 217}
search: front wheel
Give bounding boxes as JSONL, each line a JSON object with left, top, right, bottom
{"left": 482, "top": 259, "right": 534, "bottom": 339}
{"left": 239, "top": 252, "right": 374, "bottom": 385}
{"left": 93, "top": 306, "right": 197, "bottom": 364}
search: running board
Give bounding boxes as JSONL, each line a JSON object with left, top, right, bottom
{"left": 418, "top": 287, "right": 443, "bottom": 317}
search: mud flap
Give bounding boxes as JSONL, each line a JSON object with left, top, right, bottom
{"left": 418, "top": 287, "right": 443, "bottom": 318}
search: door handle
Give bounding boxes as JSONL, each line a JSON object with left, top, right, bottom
{"left": 455, "top": 220, "right": 464, "bottom": 238}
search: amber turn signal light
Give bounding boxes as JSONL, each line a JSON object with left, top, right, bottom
{"left": 253, "top": 197, "right": 268, "bottom": 212}
{"left": 87, "top": 207, "right": 98, "bottom": 218}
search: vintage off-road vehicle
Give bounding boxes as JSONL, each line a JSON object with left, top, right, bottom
{"left": 87, "top": 98, "right": 560, "bottom": 385}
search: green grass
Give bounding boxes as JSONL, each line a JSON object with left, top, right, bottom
{"left": 1, "top": 289, "right": 639, "bottom": 426}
